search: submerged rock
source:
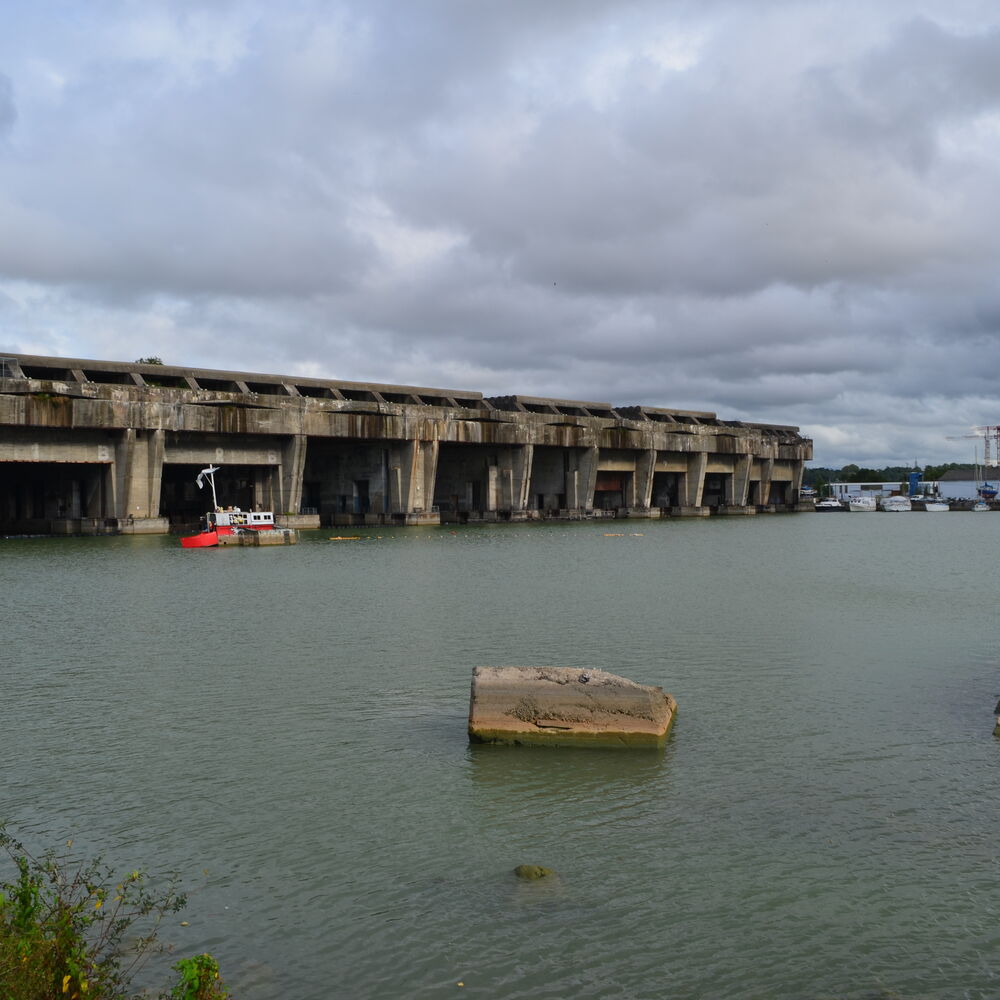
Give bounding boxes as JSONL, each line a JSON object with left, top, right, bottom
{"left": 468, "top": 665, "right": 677, "bottom": 748}
{"left": 513, "top": 864, "right": 555, "bottom": 880}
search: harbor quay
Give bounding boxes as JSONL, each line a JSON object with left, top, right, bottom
{"left": 0, "top": 354, "right": 813, "bottom": 534}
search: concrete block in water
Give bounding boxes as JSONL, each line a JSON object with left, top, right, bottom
{"left": 217, "top": 529, "right": 298, "bottom": 546}
{"left": 468, "top": 665, "right": 677, "bottom": 748}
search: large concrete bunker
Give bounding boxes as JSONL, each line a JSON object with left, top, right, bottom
{"left": 0, "top": 354, "right": 812, "bottom": 533}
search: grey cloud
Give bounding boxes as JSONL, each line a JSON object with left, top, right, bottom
{"left": 0, "top": 73, "right": 15, "bottom": 136}
{"left": 4, "top": 1, "right": 1000, "bottom": 466}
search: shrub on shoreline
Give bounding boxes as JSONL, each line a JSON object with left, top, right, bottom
{"left": 0, "top": 825, "right": 230, "bottom": 1000}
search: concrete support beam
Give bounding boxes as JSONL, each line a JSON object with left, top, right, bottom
{"left": 83, "top": 470, "right": 104, "bottom": 517}
{"left": 732, "top": 453, "right": 753, "bottom": 506}
{"left": 512, "top": 444, "right": 533, "bottom": 511}
{"left": 146, "top": 430, "right": 165, "bottom": 518}
{"left": 682, "top": 452, "right": 707, "bottom": 507}
{"left": 280, "top": 434, "right": 307, "bottom": 515}
{"left": 632, "top": 448, "right": 656, "bottom": 508}
{"left": 672, "top": 451, "right": 709, "bottom": 516}
{"left": 387, "top": 444, "right": 406, "bottom": 513}
{"left": 758, "top": 458, "right": 774, "bottom": 507}
{"left": 491, "top": 444, "right": 535, "bottom": 512}
{"left": 112, "top": 429, "right": 133, "bottom": 518}
{"left": 418, "top": 441, "right": 439, "bottom": 514}
{"left": 114, "top": 428, "right": 165, "bottom": 524}
{"left": 486, "top": 462, "right": 500, "bottom": 512}
{"left": 252, "top": 469, "right": 271, "bottom": 512}
{"left": 392, "top": 440, "right": 439, "bottom": 515}
{"left": 790, "top": 460, "right": 805, "bottom": 500}
{"left": 567, "top": 446, "right": 598, "bottom": 511}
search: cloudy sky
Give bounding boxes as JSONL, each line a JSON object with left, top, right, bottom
{"left": 3, "top": 1, "right": 1000, "bottom": 467}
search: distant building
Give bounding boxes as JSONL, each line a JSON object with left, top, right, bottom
{"left": 936, "top": 467, "right": 1000, "bottom": 500}
{"left": 827, "top": 480, "right": 937, "bottom": 499}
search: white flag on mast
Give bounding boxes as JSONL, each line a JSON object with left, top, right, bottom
{"left": 195, "top": 465, "right": 219, "bottom": 490}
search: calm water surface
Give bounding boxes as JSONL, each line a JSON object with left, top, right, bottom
{"left": 3, "top": 514, "right": 1000, "bottom": 999}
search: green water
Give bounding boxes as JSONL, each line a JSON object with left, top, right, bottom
{"left": 3, "top": 515, "right": 1000, "bottom": 999}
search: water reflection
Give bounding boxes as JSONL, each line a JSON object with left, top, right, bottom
{"left": 466, "top": 742, "right": 670, "bottom": 796}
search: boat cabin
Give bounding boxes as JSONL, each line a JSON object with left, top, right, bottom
{"left": 209, "top": 508, "right": 275, "bottom": 533}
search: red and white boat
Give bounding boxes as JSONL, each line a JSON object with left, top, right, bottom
{"left": 180, "top": 466, "right": 295, "bottom": 548}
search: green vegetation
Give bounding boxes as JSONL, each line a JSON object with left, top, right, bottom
{"left": 0, "top": 825, "right": 231, "bottom": 1000}
{"left": 804, "top": 463, "right": 972, "bottom": 491}
{"left": 923, "top": 462, "right": 971, "bottom": 481}
{"left": 170, "top": 954, "right": 230, "bottom": 1000}
{"left": 134, "top": 357, "right": 164, "bottom": 366}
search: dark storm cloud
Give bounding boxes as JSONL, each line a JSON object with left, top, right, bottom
{"left": 4, "top": 1, "right": 1000, "bottom": 465}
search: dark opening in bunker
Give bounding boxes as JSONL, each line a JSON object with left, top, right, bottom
{"left": 594, "top": 471, "right": 627, "bottom": 510}
{"left": 702, "top": 473, "right": 731, "bottom": 507}
{"left": 159, "top": 464, "right": 264, "bottom": 526}
{"left": 651, "top": 471, "right": 681, "bottom": 509}
{"left": 0, "top": 462, "right": 112, "bottom": 533}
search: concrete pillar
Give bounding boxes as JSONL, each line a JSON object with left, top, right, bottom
{"left": 387, "top": 444, "right": 406, "bottom": 513}
{"left": 391, "top": 440, "right": 440, "bottom": 518}
{"left": 486, "top": 462, "right": 499, "bottom": 511}
{"left": 83, "top": 470, "right": 103, "bottom": 517}
{"left": 681, "top": 452, "right": 707, "bottom": 507}
{"left": 732, "top": 453, "right": 753, "bottom": 506}
{"left": 512, "top": 444, "right": 534, "bottom": 511}
{"left": 790, "top": 461, "right": 805, "bottom": 501}
{"left": 113, "top": 429, "right": 134, "bottom": 518}
{"left": 280, "top": 434, "right": 307, "bottom": 515}
{"left": 567, "top": 446, "right": 598, "bottom": 511}
{"left": 252, "top": 469, "right": 269, "bottom": 511}
{"left": 632, "top": 449, "right": 656, "bottom": 508}
{"left": 147, "top": 430, "right": 165, "bottom": 517}
{"left": 758, "top": 458, "right": 774, "bottom": 507}
{"left": 492, "top": 445, "right": 534, "bottom": 513}
{"left": 114, "top": 428, "right": 167, "bottom": 528}
{"left": 420, "top": 441, "right": 439, "bottom": 513}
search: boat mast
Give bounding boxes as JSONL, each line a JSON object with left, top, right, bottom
{"left": 196, "top": 464, "right": 220, "bottom": 510}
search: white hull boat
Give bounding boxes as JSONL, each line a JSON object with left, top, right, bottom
{"left": 879, "top": 496, "right": 912, "bottom": 512}
{"left": 847, "top": 496, "right": 877, "bottom": 512}
{"left": 923, "top": 501, "right": 949, "bottom": 511}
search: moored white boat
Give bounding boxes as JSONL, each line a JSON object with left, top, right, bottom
{"left": 973, "top": 501, "right": 990, "bottom": 512}
{"left": 847, "top": 496, "right": 877, "bottom": 512}
{"left": 923, "top": 500, "right": 949, "bottom": 511}
{"left": 879, "top": 495, "right": 912, "bottom": 512}
{"left": 815, "top": 497, "right": 843, "bottom": 511}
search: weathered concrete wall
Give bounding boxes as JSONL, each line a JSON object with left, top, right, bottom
{"left": 0, "top": 354, "right": 813, "bottom": 532}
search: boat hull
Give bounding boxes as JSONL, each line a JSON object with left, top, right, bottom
{"left": 181, "top": 530, "right": 220, "bottom": 548}
{"left": 879, "top": 498, "right": 912, "bottom": 512}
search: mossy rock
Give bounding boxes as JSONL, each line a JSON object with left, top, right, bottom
{"left": 513, "top": 864, "right": 555, "bottom": 880}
